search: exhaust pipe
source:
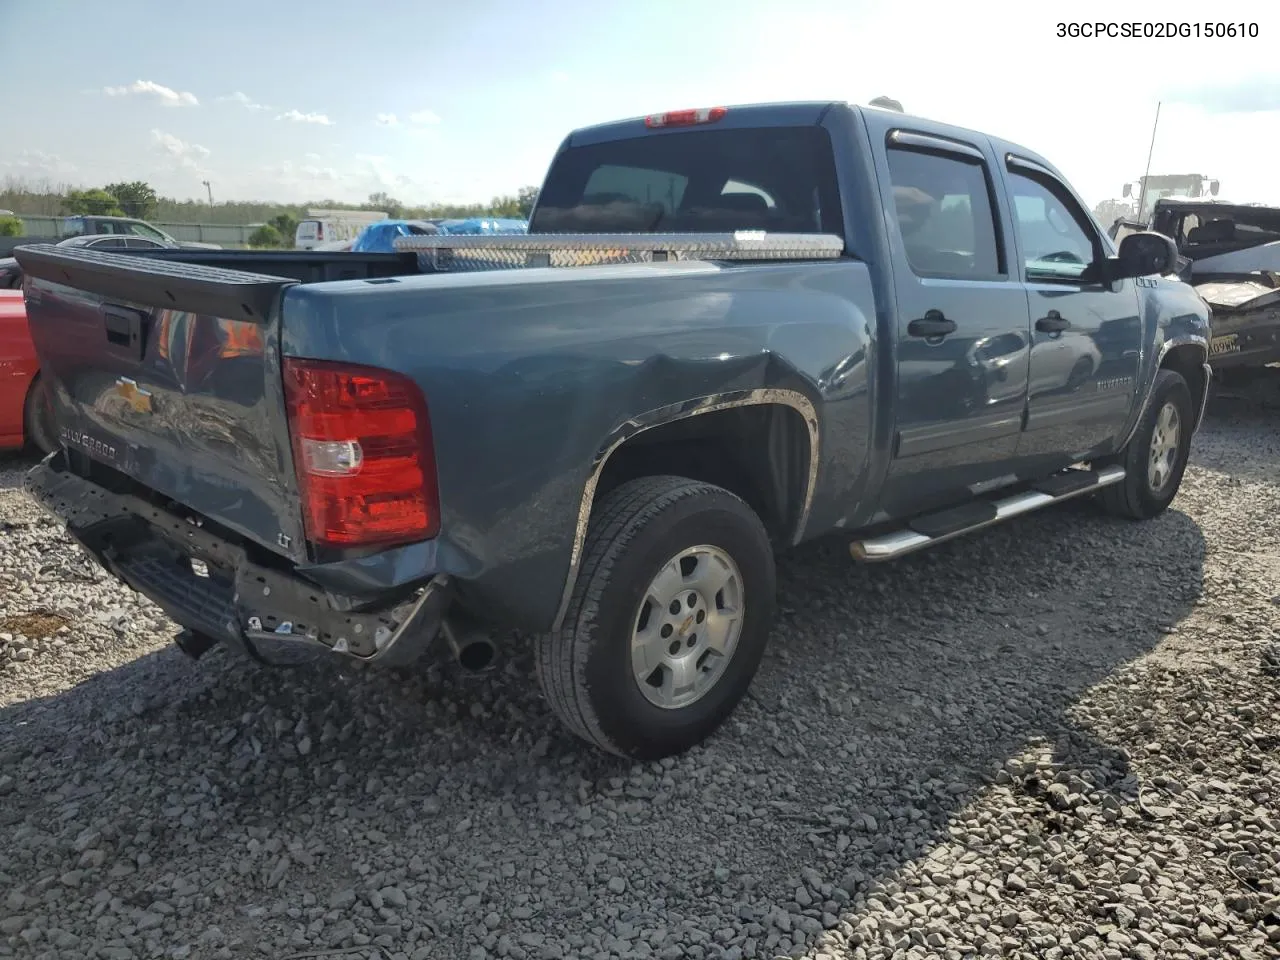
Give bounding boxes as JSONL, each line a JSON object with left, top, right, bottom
{"left": 440, "top": 619, "right": 497, "bottom": 674}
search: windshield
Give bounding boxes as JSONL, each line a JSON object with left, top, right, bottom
{"left": 1140, "top": 180, "right": 1200, "bottom": 217}
{"left": 530, "top": 126, "right": 844, "bottom": 235}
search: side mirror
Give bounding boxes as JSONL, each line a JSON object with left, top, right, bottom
{"left": 1209, "top": 179, "right": 1220, "bottom": 196}
{"left": 1122, "top": 183, "right": 1132, "bottom": 199}
{"left": 1109, "top": 231, "right": 1179, "bottom": 281}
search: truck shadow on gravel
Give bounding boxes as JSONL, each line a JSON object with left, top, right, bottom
{"left": 0, "top": 489, "right": 1206, "bottom": 956}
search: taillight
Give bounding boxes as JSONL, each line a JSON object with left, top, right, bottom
{"left": 282, "top": 358, "right": 439, "bottom": 548}
{"left": 316, "top": 223, "right": 324, "bottom": 240}
{"left": 644, "top": 106, "right": 727, "bottom": 129}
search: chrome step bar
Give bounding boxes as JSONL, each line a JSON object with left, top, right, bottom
{"left": 850, "top": 465, "right": 1126, "bottom": 562}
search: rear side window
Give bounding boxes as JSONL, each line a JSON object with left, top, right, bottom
{"left": 297, "top": 221, "right": 319, "bottom": 238}
{"left": 886, "top": 147, "right": 1002, "bottom": 280}
{"left": 531, "top": 126, "right": 844, "bottom": 235}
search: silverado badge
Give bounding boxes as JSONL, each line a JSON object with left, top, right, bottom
{"left": 113, "top": 377, "right": 153, "bottom": 414}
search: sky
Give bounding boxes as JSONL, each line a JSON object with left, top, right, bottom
{"left": 2, "top": 0, "right": 1278, "bottom": 210}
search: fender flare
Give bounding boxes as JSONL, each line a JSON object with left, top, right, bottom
{"left": 1118, "top": 335, "right": 1210, "bottom": 451}
{"left": 551, "top": 387, "right": 820, "bottom": 631}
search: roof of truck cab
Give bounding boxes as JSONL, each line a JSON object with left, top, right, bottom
{"left": 563, "top": 101, "right": 1063, "bottom": 174}
{"left": 565, "top": 101, "right": 843, "bottom": 147}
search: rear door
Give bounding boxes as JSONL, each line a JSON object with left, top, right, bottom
{"left": 16, "top": 244, "right": 308, "bottom": 561}
{"left": 296, "top": 220, "right": 319, "bottom": 249}
{"left": 871, "top": 126, "right": 1033, "bottom": 517}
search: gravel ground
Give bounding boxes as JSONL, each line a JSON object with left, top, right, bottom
{"left": 1, "top": 372, "right": 1279, "bottom": 960}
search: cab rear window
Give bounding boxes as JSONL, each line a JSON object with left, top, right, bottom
{"left": 531, "top": 126, "right": 844, "bottom": 235}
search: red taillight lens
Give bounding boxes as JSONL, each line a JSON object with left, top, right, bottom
{"left": 316, "top": 223, "right": 324, "bottom": 240}
{"left": 283, "top": 358, "right": 439, "bottom": 548}
{"left": 644, "top": 106, "right": 727, "bottom": 128}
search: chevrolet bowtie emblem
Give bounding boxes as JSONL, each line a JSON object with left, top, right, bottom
{"left": 114, "top": 377, "right": 153, "bottom": 414}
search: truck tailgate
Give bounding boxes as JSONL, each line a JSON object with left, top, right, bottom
{"left": 16, "top": 244, "right": 307, "bottom": 561}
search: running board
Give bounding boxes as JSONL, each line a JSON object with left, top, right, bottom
{"left": 850, "top": 465, "right": 1126, "bottom": 562}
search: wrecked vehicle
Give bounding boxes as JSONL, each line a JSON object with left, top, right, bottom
{"left": 16, "top": 100, "right": 1210, "bottom": 760}
{"left": 1113, "top": 198, "right": 1280, "bottom": 371}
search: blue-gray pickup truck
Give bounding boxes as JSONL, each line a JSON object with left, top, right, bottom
{"left": 15, "top": 101, "right": 1211, "bottom": 760}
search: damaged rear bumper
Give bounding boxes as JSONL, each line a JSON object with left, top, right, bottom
{"left": 1197, "top": 278, "right": 1280, "bottom": 371}
{"left": 25, "top": 452, "right": 450, "bottom": 666}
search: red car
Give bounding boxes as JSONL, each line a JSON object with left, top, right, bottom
{"left": 0, "top": 288, "right": 55, "bottom": 453}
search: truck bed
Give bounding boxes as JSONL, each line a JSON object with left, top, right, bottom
{"left": 14, "top": 234, "right": 858, "bottom": 582}
{"left": 124, "top": 248, "right": 421, "bottom": 284}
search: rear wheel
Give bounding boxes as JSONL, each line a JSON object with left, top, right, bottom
{"left": 23, "top": 375, "right": 57, "bottom": 455}
{"left": 537, "top": 475, "right": 776, "bottom": 760}
{"left": 1097, "top": 368, "right": 1193, "bottom": 520}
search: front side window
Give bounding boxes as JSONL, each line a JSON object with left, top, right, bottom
{"left": 129, "top": 222, "right": 171, "bottom": 243}
{"left": 885, "top": 146, "right": 1002, "bottom": 279}
{"left": 1008, "top": 172, "right": 1099, "bottom": 281}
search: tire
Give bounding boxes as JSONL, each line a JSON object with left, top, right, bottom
{"left": 537, "top": 475, "right": 777, "bottom": 761}
{"left": 1097, "top": 368, "right": 1193, "bottom": 520}
{"left": 23, "top": 375, "right": 57, "bottom": 456}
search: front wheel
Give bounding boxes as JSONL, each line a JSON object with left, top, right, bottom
{"left": 1097, "top": 368, "right": 1193, "bottom": 520}
{"left": 537, "top": 476, "right": 776, "bottom": 761}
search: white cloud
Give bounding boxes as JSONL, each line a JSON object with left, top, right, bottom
{"left": 0, "top": 149, "right": 78, "bottom": 175}
{"left": 377, "top": 110, "right": 439, "bottom": 128}
{"left": 150, "top": 129, "right": 211, "bottom": 173}
{"left": 300, "top": 165, "right": 339, "bottom": 181}
{"left": 218, "top": 91, "right": 270, "bottom": 111}
{"left": 268, "top": 160, "right": 339, "bottom": 183}
{"left": 103, "top": 80, "right": 198, "bottom": 107}
{"left": 355, "top": 153, "right": 412, "bottom": 190}
{"left": 277, "top": 109, "right": 335, "bottom": 126}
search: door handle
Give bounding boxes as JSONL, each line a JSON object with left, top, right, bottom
{"left": 908, "top": 310, "right": 957, "bottom": 338}
{"left": 1035, "top": 311, "right": 1070, "bottom": 333}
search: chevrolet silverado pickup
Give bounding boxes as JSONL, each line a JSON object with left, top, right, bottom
{"left": 15, "top": 101, "right": 1212, "bottom": 760}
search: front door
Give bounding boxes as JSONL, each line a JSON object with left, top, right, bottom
{"left": 1002, "top": 158, "right": 1142, "bottom": 466}
{"left": 877, "top": 130, "right": 1033, "bottom": 518}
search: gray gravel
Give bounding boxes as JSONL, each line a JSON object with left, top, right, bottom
{"left": 2, "top": 372, "right": 1279, "bottom": 960}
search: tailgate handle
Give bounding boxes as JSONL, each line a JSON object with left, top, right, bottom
{"left": 102, "top": 305, "right": 150, "bottom": 361}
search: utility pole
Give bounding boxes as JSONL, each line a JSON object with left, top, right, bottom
{"left": 201, "top": 180, "right": 214, "bottom": 212}
{"left": 1134, "top": 101, "right": 1161, "bottom": 223}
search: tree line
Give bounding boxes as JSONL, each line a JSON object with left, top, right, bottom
{"left": 0, "top": 177, "right": 541, "bottom": 246}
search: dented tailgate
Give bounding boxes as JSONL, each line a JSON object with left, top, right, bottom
{"left": 15, "top": 244, "right": 308, "bottom": 562}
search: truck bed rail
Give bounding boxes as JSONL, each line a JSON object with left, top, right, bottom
{"left": 394, "top": 231, "right": 846, "bottom": 271}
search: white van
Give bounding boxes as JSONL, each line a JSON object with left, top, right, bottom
{"left": 295, "top": 218, "right": 359, "bottom": 250}
{"left": 294, "top": 209, "right": 388, "bottom": 250}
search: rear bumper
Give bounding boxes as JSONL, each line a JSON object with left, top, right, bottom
{"left": 25, "top": 452, "right": 450, "bottom": 665}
